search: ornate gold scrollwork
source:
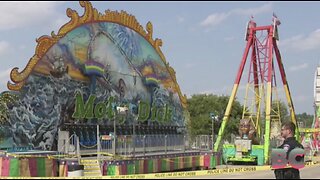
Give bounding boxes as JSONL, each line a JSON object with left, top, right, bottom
{"left": 8, "top": 1, "right": 187, "bottom": 108}
{"left": 7, "top": 81, "right": 25, "bottom": 91}
{"left": 9, "top": 55, "right": 39, "bottom": 84}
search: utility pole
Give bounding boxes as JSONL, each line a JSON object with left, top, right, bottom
{"left": 133, "top": 115, "right": 137, "bottom": 157}
{"left": 112, "top": 111, "right": 117, "bottom": 158}
{"left": 210, "top": 112, "right": 215, "bottom": 151}
{"left": 212, "top": 118, "right": 214, "bottom": 150}
{"left": 132, "top": 101, "right": 140, "bottom": 158}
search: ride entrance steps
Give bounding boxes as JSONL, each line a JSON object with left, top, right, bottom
{"left": 80, "top": 158, "right": 102, "bottom": 177}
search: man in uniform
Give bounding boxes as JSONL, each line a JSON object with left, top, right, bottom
{"left": 274, "top": 121, "right": 304, "bottom": 179}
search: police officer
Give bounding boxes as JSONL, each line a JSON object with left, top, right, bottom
{"left": 274, "top": 121, "right": 304, "bottom": 179}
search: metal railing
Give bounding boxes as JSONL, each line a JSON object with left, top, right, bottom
{"left": 58, "top": 133, "right": 81, "bottom": 163}
{"left": 99, "top": 134, "right": 186, "bottom": 157}
{"left": 61, "top": 132, "right": 224, "bottom": 160}
{"left": 187, "top": 135, "right": 218, "bottom": 151}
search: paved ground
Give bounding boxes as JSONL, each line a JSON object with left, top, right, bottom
{"left": 174, "top": 165, "right": 320, "bottom": 179}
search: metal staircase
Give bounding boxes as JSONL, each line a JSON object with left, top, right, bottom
{"left": 80, "top": 158, "right": 102, "bottom": 177}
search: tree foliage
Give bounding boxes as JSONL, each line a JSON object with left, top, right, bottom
{"left": 0, "top": 91, "right": 18, "bottom": 125}
{"left": 296, "top": 112, "right": 314, "bottom": 128}
{"left": 273, "top": 100, "right": 289, "bottom": 122}
{"left": 186, "top": 94, "right": 314, "bottom": 143}
{"left": 187, "top": 94, "right": 243, "bottom": 141}
{"left": 270, "top": 100, "right": 314, "bottom": 128}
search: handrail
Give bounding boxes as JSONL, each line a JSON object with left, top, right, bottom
{"left": 58, "top": 133, "right": 81, "bottom": 163}
{"left": 79, "top": 142, "right": 98, "bottom": 149}
{"left": 58, "top": 133, "right": 77, "bottom": 154}
{"left": 76, "top": 136, "right": 81, "bottom": 164}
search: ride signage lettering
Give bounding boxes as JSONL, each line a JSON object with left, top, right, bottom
{"left": 72, "top": 92, "right": 173, "bottom": 123}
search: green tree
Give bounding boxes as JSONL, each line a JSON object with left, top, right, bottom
{"left": 0, "top": 91, "right": 18, "bottom": 125}
{"left": 260, "top": 100, "right": 289, "bottom": 124}
{"left": 296, "top": 112, "right": 314, "bottom": 128}
{"left": 187, "top": 94, "right": 242, "bottom": 142}
{"left": 275, "top": 100, "right": 289, "bottom": 122}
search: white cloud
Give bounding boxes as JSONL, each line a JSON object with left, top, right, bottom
{"left": 200, "top": 2, "right": 273, "bottom": 30}
{"left": 279, "top": 29, "right": 320, "bottom": 52}
{"left": 200, "top": 12, "right": 230, "bottom": 28}
{"left": 231, "top": 3, "right": 273, "bottom": 16}
{"left": 177, "top": 16, "right": 185, "bottom": 23}
{"left": 188, "top": 26, "right": 197, "bottom": 33}
{"left": 0, "top": 68, "right": 11, "bottom": 92}
{"left": 288, "top": 63, "right": 309, "bottom": 72}
{"left": 50, "top": 16, "right": 70, "bottom": 32}
{"left": 0, "top": 69, "right": 11, "bottom": 79}
{"left": 0, "top": 2, "right": 64, "bottom": 30}
{"left": 199, "top": 90, "right": 214, "bottom": 95}
{"left": 184, "top": 63, "right": 195, "bottom": 69}
{"left": 19, "top": 45, "right": 26, "bottom": 50}
{"left": 223, "top": 85, "right": 246, "bottom": 92}
{"left": 211, "top": 86, "right": 229, "bottom": 95}
{"left": 294, "top": 95, "right": 309, "bottom": 103}
{"left": 212, "top": 85, "right": 246, "bottom": 96}
{"left": 224, "top": 36, "right": 236, "bottom": 42}
{"left": 0, "top": 41, "right": 10, "bottom": 56}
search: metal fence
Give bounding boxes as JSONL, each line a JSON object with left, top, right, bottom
{"left": 58, "top": 132, "right": 222, "bottom": 160}
{"left": 99, "top": 134, "right": 186, "bottom": 157}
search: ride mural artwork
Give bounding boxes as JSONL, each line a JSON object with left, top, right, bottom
{"left": 72, "top": 92, "right": 174, "bottom": 124}
{"left": 0, "top": 1, "right": 188, "bottom": 151}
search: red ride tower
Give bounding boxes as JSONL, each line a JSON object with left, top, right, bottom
{"left": 214, "top": 15, "right": 299, "bottom": 165}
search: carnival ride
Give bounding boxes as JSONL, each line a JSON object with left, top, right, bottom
{"left": 311, "top": 66, "right": 320, "bottom": 152}
{"left": 0, "top": 1, "right": 211, "bottom": 177}
{"left": 300, "top": 66, "right": 320, "bottom": 158}
{"left": 1, "top": 1, "right": 319, "bottom": 178}
{"left": 213, "top": 15, "right": 300, "bottom": 165}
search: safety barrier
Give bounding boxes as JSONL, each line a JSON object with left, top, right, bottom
{"left": 1, "top": 160, "right": 319, "bottom": 179}
{"left": 79, "top": 134, "right": 187, "bottom": 158}
{"left": 68, "top": 131, "right": 223, "bottom": 158}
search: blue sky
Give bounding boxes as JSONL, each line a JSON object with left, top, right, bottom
{"left": 0, "top": 1, "right": 320, "bottom": 114}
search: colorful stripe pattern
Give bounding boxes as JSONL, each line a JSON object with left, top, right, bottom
{"left": 0, "top": 157, "right": 57, "bottom": 177}
{"left": 102, "top": 153, "right": 222, "bottom": 175}
{"left": 0, "top": 154, "right": 221, "bottom": 177}
{"left": 84, "top": 60, "right": 105, "bottom": 77}
{"left": 144, "top": 77, "right": 160, "bottom": 87}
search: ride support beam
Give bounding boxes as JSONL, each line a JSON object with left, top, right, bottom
{"left": 264, "top": 26, "right": 274, "bottom": 165}
{"left": 213, "top": 28, "right": 254, "bottom": 152}
{"left": 273, "top": 40, "right": 300, "bottom": 141}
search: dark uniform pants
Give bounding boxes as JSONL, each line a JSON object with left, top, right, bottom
{"left": 274, "top": 168, "right": 300, "bottom": 179}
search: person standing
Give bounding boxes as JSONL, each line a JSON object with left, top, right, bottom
{"left": 274, "top": 121, "right": 304, "bottom": 179}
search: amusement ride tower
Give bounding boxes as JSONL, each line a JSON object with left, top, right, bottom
{"left": 310, "top": 66, "right": 320, "bottom": 152}
{"left": 214, "top": 15, "right": 300, "bottom": 165}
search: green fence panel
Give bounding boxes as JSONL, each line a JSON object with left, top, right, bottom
{"left": 134, "top": 160, "right": 140, "bottom": 174}
{"left": 210, "top": 155, "right": 216, "bottom": 168}
{"left": 36, "top": 158, "right": 46, "bottom": 177}
{"left": 127, "top": 164, "right": 134, "bottom": 175}
{"left": 147, "top": 159, "right": 153, "bottom": 173}
{"left": 174, "top": 158, "right": 179, "bottom": 170}
{"left": 9, "top": 158, "right": 19, "bottom": 177}
{"left": 107, "top": 165, "right": 115, "bottom": 175}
